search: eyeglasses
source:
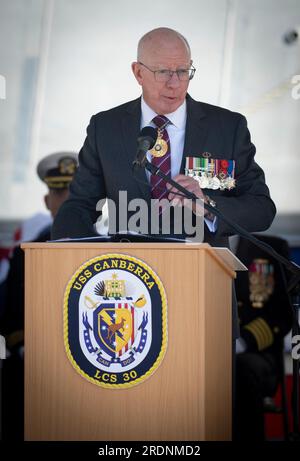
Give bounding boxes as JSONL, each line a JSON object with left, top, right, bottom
{"left": 138, "top": 62, "right": 196, "bottom": 82}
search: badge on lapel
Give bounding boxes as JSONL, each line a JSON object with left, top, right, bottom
{"left": 185, "top": 154, "right": 236, "bottom": 190}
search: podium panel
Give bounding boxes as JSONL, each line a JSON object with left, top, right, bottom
{"left": 22, "top": 242, "right": 235, "bottom": 441}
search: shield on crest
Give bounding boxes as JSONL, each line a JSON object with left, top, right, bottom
{"left": 94, "top": 303, "right": 135, "bottom": 358}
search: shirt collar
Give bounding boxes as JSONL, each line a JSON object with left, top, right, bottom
{"left": 141, "top": 97, "right": 187, "bottom": 129}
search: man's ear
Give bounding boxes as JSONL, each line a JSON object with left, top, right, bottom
{"left": 131, "top": 62, "right": 143, "bottom": 85}
{"left": 44, "top": 193, "right": 50, "bottom": 211}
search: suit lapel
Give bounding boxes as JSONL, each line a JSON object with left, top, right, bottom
{"left": 180, "top": 95, "right": 209, "bottom": 173}
{"left": 121, "top": 98, "right": 151, "bottom": 202}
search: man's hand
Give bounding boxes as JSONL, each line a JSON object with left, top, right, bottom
{"left": 166, "top": 174, "right": 207, "bottom": 217}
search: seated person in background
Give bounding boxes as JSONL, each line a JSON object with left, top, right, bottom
{"left": 1, "top": 151, "right": 78, "bottom": 349}
{"left": 232, "top": 234, "right": 293, "bottom": 441}
{"left": 0, "top": 151, "right": 77, "bottom": 440}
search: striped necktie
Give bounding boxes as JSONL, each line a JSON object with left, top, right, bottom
{"left": 150, "top": 115, "right": 171, "bottom": 200}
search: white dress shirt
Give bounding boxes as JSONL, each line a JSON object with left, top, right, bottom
{"left": 141, "top": 97, "right": 186, "bottom": 179}
{"left": 140, "top": 97, "right": 217, "bottom": 232}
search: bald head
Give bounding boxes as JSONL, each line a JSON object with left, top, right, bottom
{"left": 132, "top": 27, "right": 193, "bottom": 114}
{"left": 137, "top": 27, "right": 191, "bottom": 62}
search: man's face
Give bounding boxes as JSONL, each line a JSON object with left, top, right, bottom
{"left": 132, "top": 38, "right": 192, "bottom": 114}
{"left": 44, "top": 188, "right": 69, "bottom": 218}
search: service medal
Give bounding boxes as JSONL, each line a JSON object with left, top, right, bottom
{"left": 226, "top": 177, "right": 236, "bottom": 190}
{"left": 150, "top": 138, "right": 168, "bottom": 158}
{"left": 211, "top": 176, "right": 221, "bottom": 190}
{"left": 198, "top": 174, "right": 209, "bottom": 189}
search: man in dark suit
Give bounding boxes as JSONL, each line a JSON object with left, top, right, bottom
{"left": 51, "top": 27, "right": 276, "bottom": 247}
{"left": 49, "top": 28, "right": 276, "bottom": 439}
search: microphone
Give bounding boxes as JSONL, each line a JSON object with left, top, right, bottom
{"left": 132, "top": 126, "right": 157, "bottom": 169}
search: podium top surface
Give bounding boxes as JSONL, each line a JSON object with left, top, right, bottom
{"left": 21, "top": 241, "right": 247, "bottom": 273}
{"left": 22, "top": 241, "right": 210, "bottom": 249}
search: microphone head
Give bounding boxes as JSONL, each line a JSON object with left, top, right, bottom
{"left": 138, "top": 126, "right": 157, "bottom": 149}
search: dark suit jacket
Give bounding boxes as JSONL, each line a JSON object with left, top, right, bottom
{"left": 52, "top": 94, "right": 276, "bottom": 244}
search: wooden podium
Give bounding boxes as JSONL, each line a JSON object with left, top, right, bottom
{"left": 22, "top": 242, "right": 244, "bottom": 441}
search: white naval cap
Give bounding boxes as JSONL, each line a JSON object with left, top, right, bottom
{"left": 37, "top": 151, "right": 78, "bottom": 189}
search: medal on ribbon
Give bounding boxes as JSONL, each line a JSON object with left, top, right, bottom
{"left": 249, "top": 258, "right": 275, "bottom": 308}
{"left": 149, "top": 128, "right": 168, "bottom": 158}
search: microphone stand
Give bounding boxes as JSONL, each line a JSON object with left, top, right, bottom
{"left": 143, "top": 157, "right": 300, "bottom": 440}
